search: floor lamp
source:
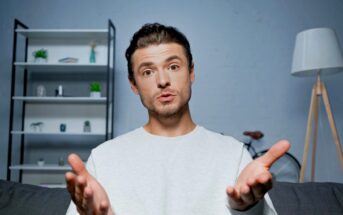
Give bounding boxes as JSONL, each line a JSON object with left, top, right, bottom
{"left": 291, "top": 28, "right": 343, "bottom": 182}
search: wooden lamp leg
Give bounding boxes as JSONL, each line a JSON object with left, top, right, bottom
{"left": 311, "top": 89, "right": 320, "bottom": 181}
{"left": 321, "top": 83, "right": 343, "bottom": 169}
{"left": 299, "top": 84, "right": 318, "bottom": 182}
{"left": 299, "top": 79, "right": 343, "bottom": 183}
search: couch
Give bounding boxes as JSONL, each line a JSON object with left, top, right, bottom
{"left": 0, "top": 179, "right": 342, "bottom": 215}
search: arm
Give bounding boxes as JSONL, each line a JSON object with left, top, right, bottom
{"left": 65, "top": 154, "right": 115, "bottom": 215}
{"left": 227, "top": 140, "right": 290, "bottom": 211}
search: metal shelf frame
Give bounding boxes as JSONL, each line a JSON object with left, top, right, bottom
{"left": 7, "top": 19, "right": 116, "bottom": 182}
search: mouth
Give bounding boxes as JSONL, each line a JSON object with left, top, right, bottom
{"left": 157, "top": 91, "right": 176, "bottom": 102}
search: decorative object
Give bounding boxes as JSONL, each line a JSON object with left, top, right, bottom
{"left": 55, "top": 85, "right": 63, "bottom": 97}
{"left": 36, "top": 85, "right": 46, "bottom": 97}
{"left": 89, "top": 41, "right": 96, "bottom": 63}
{"left": 58, "top": 57, "right": 78, "bottom": 63}
{"left": 33, "top": 48, "right": 48, "bottom": 63}
{"left": 37, "top": 158, "right": 45, "bottom": 166}
{"left": 291, "top": 27, "right": 343, "bottom": 182}
{"left": 30, "top": 122, "right": 44, "bottom": 132}
{"left": 58, "top": 157, "right": 64, "bottom": 166}
{"left": 83, "top": 120, "right": 91, "bottom": 132}
{"left": 59, "top": 123, "right": 66, "bottom": 132}
{"left": 89, "top": 82, "right": 101, "bottom": 97}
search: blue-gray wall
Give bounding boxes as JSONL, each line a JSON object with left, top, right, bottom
{"left": 1, "top": 0, "right": 342, "bottom": 182}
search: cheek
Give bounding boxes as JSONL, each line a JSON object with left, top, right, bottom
{"left": 174, "top": 74, "right": 192, "bottom": 89}
{"left": 136, "top": 82, "right": 154, "bottom": 97}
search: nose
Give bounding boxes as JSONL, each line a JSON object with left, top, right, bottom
{"left": 156, "top": 70, "right": 170, "bottom": 89}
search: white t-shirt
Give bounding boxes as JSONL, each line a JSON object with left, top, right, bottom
{"left": 66, "top": 126, "right": 277, "bottom": 215}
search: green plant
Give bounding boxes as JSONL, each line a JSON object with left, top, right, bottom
{"left": 89, "top": 82, "right": 101, "bottom": 92}
{"left": 84, "top": 120, "right": 90, "bottom": 126}
{"left": 33, "top": 49, "right": 48, "bottom": 59}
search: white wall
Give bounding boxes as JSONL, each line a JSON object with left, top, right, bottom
{"left": 1, "top": 0, "right": 343, "bottom": 182}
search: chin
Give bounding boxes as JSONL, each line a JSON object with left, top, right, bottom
{"left": 153, "top": 103, "right": 187, "bottom": 118}
{"left": 155, "top": 108, "right": 179, "bottom": 117}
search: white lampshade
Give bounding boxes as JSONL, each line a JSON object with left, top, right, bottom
{"left": 291, "top": 28, "right": 343, "bottom": 77}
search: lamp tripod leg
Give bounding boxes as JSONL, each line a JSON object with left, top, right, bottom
{"left": 311, "top": 92, "right": 320, "bottom": 181}
{"left": 300, "top": 85, "right": 317, "bottom": 183}
{"left": 321, "top": 83, "right": 343, "bottom": 169}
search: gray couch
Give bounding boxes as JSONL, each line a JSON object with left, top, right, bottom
{"left": 0, "top": 179, "right": 342, "bottom": 215}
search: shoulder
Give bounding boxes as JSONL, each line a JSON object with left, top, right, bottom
{"left": 195, "top": 126, "right": 248, "bottom": 163}
{"left": 92, "top": 127, "right": 143, "bottom": 153}
{"left": 199, "top": 126, "right": 242, "bottom": 144}
{"left": 197, "top": 126, "right": 243, "bottom": 148}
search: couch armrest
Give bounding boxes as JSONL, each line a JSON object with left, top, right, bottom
{"left": 0, "top": 180, "right": 70, "bottom": 215}
{"left": 269, "top": 181, "right": 343, "bottom": 215}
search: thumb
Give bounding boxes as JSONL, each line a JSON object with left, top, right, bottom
{"left": 68, "top": 153, "right": 88, "bottom": 176}
{"left": 257, "top": 140, "right": 290, "bottom": 168}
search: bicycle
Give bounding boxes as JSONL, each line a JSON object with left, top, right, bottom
{"left": 243, "top": 131, "right": 301, "bottom": 183}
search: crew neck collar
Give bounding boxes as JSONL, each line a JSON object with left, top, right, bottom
{"left": 139, "top": 125, "right": 200, "bottom": 140}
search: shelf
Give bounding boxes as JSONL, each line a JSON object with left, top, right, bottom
{"left": 14, "top": 62, "right": 107, "bottom": 72}
{"left": 11, "top": 131, "right": 106, "bottom": 136}
{"left": 13, "top": 96, "right": 107, "bottom": 104}
{"left": 9, "top": 164, "right": 71, "bottom": 171}
{"left": 8, "top": 19, "right": 115, "bottom": 186}
{"left": 16, "top": 29, "right": 108, "bottom": 39}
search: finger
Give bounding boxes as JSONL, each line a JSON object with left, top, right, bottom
{"left": 99, "top": 201, "right": 110, "bottom": 215}
{"left": 240, "top": 184, "right": 255, "bottom": 204}
{"left": 248, "top": 173, "right": 272, "bottom": 200}
{"left": 257, "top": 140, "right": 290, "bottom": 168}
{"left": 82, "top": 186, "right": 110, "bottom": 215}
{"left": 65, "top": 172, "right": 77, "bottom": 197}
{"left": 227, "top": 186, "right": 244, "bottom": 209}
{"left": 257, "top": 173, "right": 273, "bottom": 191}
{"left": 75, "top": 175, "right": 87, "bottom": 206}
{"left": 68, "top": 153, "right": 87, "bottom": 176}
{"left": 227, "top": 186, "right": 239, "bottom": 199}
{"left": 82, "top": 186, "right": 94, "bottom": 212}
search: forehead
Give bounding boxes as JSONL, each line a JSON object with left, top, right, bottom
{"left": 131, "top": 43, "right": 187, "bottom": 67}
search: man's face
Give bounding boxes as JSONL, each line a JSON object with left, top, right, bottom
{"left": 130, "top": 43, "right": 194, "bottom": 118}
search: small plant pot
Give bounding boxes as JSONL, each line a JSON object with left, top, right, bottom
{"left": 90, "top": 92, "right": 101, "bottom": 98}
{"left": 34, "top": 57, "right": 47, "bottom": 63}
{"left": 37, "top": 160, "right": 45, "bottom": 166}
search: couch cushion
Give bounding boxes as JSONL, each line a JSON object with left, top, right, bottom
{"left": 269, "top": 181, "right": 343, "bottom": 215}
{"left": 0, "top": 180, "right": 70, "bottom": 215}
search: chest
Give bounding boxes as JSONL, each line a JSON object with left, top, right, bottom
{"left": 95, "top": 144, "right": 240, "bottom": 215}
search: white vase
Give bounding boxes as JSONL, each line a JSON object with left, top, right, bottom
{"left": 34, "top": 57, "right": 47, "bottom": 63}
{"left": 90, "top": 92, "right": 101, "bottom": 98}
{"left": 37, "top": 160, "right": 45, "bottom": 166}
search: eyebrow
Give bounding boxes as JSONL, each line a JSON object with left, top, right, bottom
{"left": 136, "top": 55, "right": 183, "bottom": 72}
{"left": 137, "top": 62, "right": 154, "bottom": 72}
{"left": 165, "top": 55, "right": 182, "bottom": 63}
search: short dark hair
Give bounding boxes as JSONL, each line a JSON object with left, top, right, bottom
{"left": 125, "top": 23, "right": 193, "bottom": 82}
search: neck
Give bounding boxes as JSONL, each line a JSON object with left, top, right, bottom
{"left": 144, "top": 105, "right": 196, "bottom": 137}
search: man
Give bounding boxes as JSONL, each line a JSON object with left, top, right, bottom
{"left": 65, "top": 23, "right": 290, "bottom": 215}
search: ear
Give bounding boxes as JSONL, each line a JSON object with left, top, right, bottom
{"left": 190, "top": 63, "right": 195, "bottom": 83}
{"left": 129, "top": 78, "right": 139, "bottom": 95}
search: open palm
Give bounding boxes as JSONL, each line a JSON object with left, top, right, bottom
{"left": 65, "top": 154, "right": 114, "bottom": 215}
{"left": 227, "top": 140, "right": 290, "bottom": 210}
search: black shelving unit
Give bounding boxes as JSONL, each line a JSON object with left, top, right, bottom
{"left": 7, "top": 19, "right": 115, "bottom": 186}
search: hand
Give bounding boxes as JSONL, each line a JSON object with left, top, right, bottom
{"left": 65, "top": 154, "right": 115, "bottom": 215}
{"left": 227, "top": 140, "right": 290, "bottom": 211}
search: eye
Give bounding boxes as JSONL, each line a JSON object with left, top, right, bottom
{"left": 168, "top": 64, "right": 180, "bottom": 71}
{"left": 142, "top": 69, "right": 154, "bottom": 77}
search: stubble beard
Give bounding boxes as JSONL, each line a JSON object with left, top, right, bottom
{"left": 142, "top": 87, "right": 192, "bottom": 120}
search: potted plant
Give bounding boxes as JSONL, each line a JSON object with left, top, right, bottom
{"left": 33, "top": 48, "right": 48, "bottom": 63}
{"left": 83, "top": 120, "right": 91, "bottom": 132}
{"left": 89, "top": 82, "right": 101, "bottom": 97}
